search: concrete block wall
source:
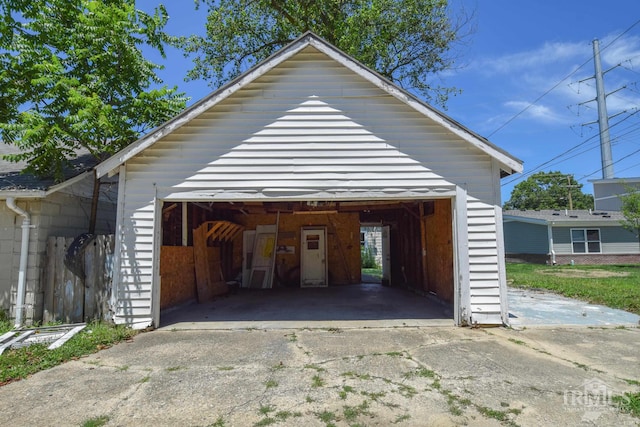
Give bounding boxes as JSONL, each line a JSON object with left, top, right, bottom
{"left": 1, "top": 187, "right": 117, "bottom": 325}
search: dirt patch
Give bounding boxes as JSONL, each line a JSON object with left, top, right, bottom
{"left": 539, "top": 268, "right": 630, "bottom": 278}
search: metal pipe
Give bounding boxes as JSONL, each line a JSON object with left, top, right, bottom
{"left": 6, "top": 197, "right": 31, "bottom": 327}
{"left": 547, "top": 223, "right": 556, "bottom": 265}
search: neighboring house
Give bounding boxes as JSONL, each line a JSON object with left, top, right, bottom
{"left": 0, "top": 144, "right": 117, "bottom": 325}
{"left": 591, "top": 177, "right": 640, "bottom": 211}
{"left": 360, "top": 226, "right": 382, "bottom": 267}
{"left": 95, "top": 32, "right": 523, "bottom": 329}
{"left": 503, "top": 209, "right": 640, "bottom": 265}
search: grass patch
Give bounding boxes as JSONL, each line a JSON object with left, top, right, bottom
{"left": 362, "top": 267, "right": 382, "bottom": 280}
{"left": 253, "top": 418, "right": 275, "bottom": 427}
{"left": 265, "top": 379, "right": 278, "bottom": 389}
{"left": 614, "top": 391, "right": 640, "bottom": 418}
{"left": 508, "top": 338, "right": 526, "bottom": 346}
{"left": 506, "top": 263, "right": 640, "bottom": 314}
{"left": 316, "top": 410, "right": 336, "bottom": 425}
{"left": 343, "top": 400, "right": 371, "bottom": 422}
{"left": 0, "top": 310, "right": 11, "bottom": 334}
{"left": 311, "top": 374, "right": 325, "bottom": 388}
{"left": 394, "top": 414, "right": 411, "bottom": 423}
{"left": 0, "top": 322, "right": 137, "bottom": 385}
{"left": 476, "top": 406, "right": 508, "bottom": 421}
{"left": 82, "top": 415, "right": 109, "bottom": 427}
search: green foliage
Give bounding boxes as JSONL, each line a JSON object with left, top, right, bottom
{"left": 0, "top": 0, "right": 187, "bottom": 181}
{"left": 0, "top": 310, "right": 11, "bottom": 334}
{"left": 504, "top": 171, "right": 593, "bottom": 210}
{"left": 361, "top": 245, "right": 379, "bottom": 269}
{"left": 0, "top": 322, "right": 137, "bottom": 385}
{"left": 619, "top": 186, "right": 640, "bottom": 248}
{"left": 180, "top": 0, "right": 471, "bottom": 106}
{"left": 614, "top": 391, "right": 640, "bottom": 418}
{"left": 81, "top": 415, "right": 110, "bottom": 427}
{"left": 506, "top": 263, "right": 640, "bottom": 315}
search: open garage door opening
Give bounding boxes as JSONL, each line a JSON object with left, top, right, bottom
{"left": 158, "top": 199, "right": 455, "bottom": 327}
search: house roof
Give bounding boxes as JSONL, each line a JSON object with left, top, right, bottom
{"left": 503, "top": 209, "right": 626, "bottom": 225}
{"left": 0, "top": 143, "right": 97, "bottom": 198}
{"left": 96, "top": 32, "right": 523, "bottom": 179}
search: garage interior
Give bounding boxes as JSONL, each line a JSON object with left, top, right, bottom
{"left": 159, "top": 199, "right": 455, "bottom": 326}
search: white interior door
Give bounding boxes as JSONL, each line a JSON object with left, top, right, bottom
{"left": 381, "top": 225, "right": 391, "bottom": 286}
{"left": 249, "top": 224, "right": 276, "bottom": 288}
{"left": 242, "top": 230, "right": 255, "bottom": 288}
{"left": 301, "top": 227, "right": 327, "bottom": 287}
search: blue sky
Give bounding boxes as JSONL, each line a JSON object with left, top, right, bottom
{"left": 147, "top": 1, "right": 640, "bottom": 204}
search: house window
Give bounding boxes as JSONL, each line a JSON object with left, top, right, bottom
{"left": 571, "top": 229, "right": 601, "bottom": 254}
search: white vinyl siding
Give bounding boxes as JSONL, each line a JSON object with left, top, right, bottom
{"left": 112, "top": 45, "right": 506, "bottom": 327}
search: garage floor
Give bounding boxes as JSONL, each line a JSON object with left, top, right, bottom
{"left": 160, "top": 283, "right": 454, "bottom": 330}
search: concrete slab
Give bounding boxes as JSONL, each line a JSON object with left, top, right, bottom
{"left": 508, "top": 287, "right": 640, "bottom": 327}
{"left": 160, "top": 283, "right": 455, "bottom": 330}
{"left": 1, "top": 326, "right": 638, "bottom": 426}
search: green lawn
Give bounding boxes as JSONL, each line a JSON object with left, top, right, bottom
{"left": 0, "top": 322, "right": 137, "bottom": 386}
{"left": 506, "top": 263, "right": 640, "bottom": 315}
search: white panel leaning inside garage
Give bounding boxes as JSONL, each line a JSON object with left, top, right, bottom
{"left": 95, "top": 32, "right": 523, "bottom": 330}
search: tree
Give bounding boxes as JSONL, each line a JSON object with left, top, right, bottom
{"left": 0, "top": 0, "right": 187, "bottom": 181}
{"left": 179, "top": 0, "right": 472, "bottom": 106}
{"left": 504, "top": 171, "right": 594, "bottom": 211}
{"left": 619, "top": 186, "right": 640, "bottom": 249}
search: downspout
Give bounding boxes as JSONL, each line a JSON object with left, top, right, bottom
{"left": 547, "top": 222, "right": 556, "bottom": 265}
{"left": 6, "top": 197, "right": 31, "bottom": 328}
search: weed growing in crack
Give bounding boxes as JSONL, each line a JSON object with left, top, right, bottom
{"left": 339, "top": 384, "right": 356, "bottom": 400}
{"left": 285, "top": 333, "right": 297, "bottom": 342}
{"left": 316, "top": 410, "right": 337, "bottom": 425}
{"left": 312, "top": 374, "right": 325, "bottom": 388}
{"left": 397, "top": 384, "right": 418, "bottom": 398}
{"left": 393, "top": 414, "right": 411, "bottom": 423}
{"left": 259, "top": 405, "right": 275, "bottom": 415}
{"left": 209, "top": 416, "right": 226, "bottom": 427}
{"left": 81, "top": 415, "right": 109, "bottom": 427}
{"left": 265, "top": 379, "right": 278, "bottom": 389}
{"left": 361, "top": 390, "right": 386, "bottom": 401}
{"left": 304, "top": 364, "right": 326, "bottom": 372}
{"left": 343, "top": 400, "right": 372, "bottom": 422}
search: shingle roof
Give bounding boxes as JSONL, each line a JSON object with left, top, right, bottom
{"left": 503, "top": 209, "right": 625, "bottom": 222}
{"left": 0, "top": 143, "right": 98, "bottom": 191}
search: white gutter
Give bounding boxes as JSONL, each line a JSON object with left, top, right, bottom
{"left": 547, "top": 222, "right": 556, "bottom": 265}
{"left": 6, "top": 197, "right": 31, "bottom": 327}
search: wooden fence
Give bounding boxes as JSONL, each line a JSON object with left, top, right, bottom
{"left": 43, "top": 235, "right": 114, "bottom": 324}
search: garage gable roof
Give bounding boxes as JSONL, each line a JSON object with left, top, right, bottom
{"left": 96, "top": 32, "right": 523, "bottom": 179}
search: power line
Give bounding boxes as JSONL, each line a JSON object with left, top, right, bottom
{"left": 489, "top": 17, "right": 640, "bottom": 138}
{"left": 501, "top": 109, "right": 640, "bottom": 186}
{"left": 578, "top": 145, "right": 640, "bottom": 181}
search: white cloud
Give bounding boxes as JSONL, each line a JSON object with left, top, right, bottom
{"left": 474, "top": 41, "right": 589, "bottom": 75}
{"left": 503, "top": 101, "right": 568, "bottom": 124}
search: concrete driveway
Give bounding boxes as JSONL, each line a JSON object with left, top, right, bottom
{"left": 1, "top": 325, "right": 639, "bottom": 426}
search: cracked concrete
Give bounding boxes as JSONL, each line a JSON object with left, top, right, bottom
{"left": 0, "top": 326, "right": 638, "bottom": 426}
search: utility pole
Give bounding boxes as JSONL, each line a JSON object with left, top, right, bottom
{"left": 593, "top": 39, "right": 615, "bottom": 179}
{"left": 564, "top": 175, "right": 579, "bottom": 210}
